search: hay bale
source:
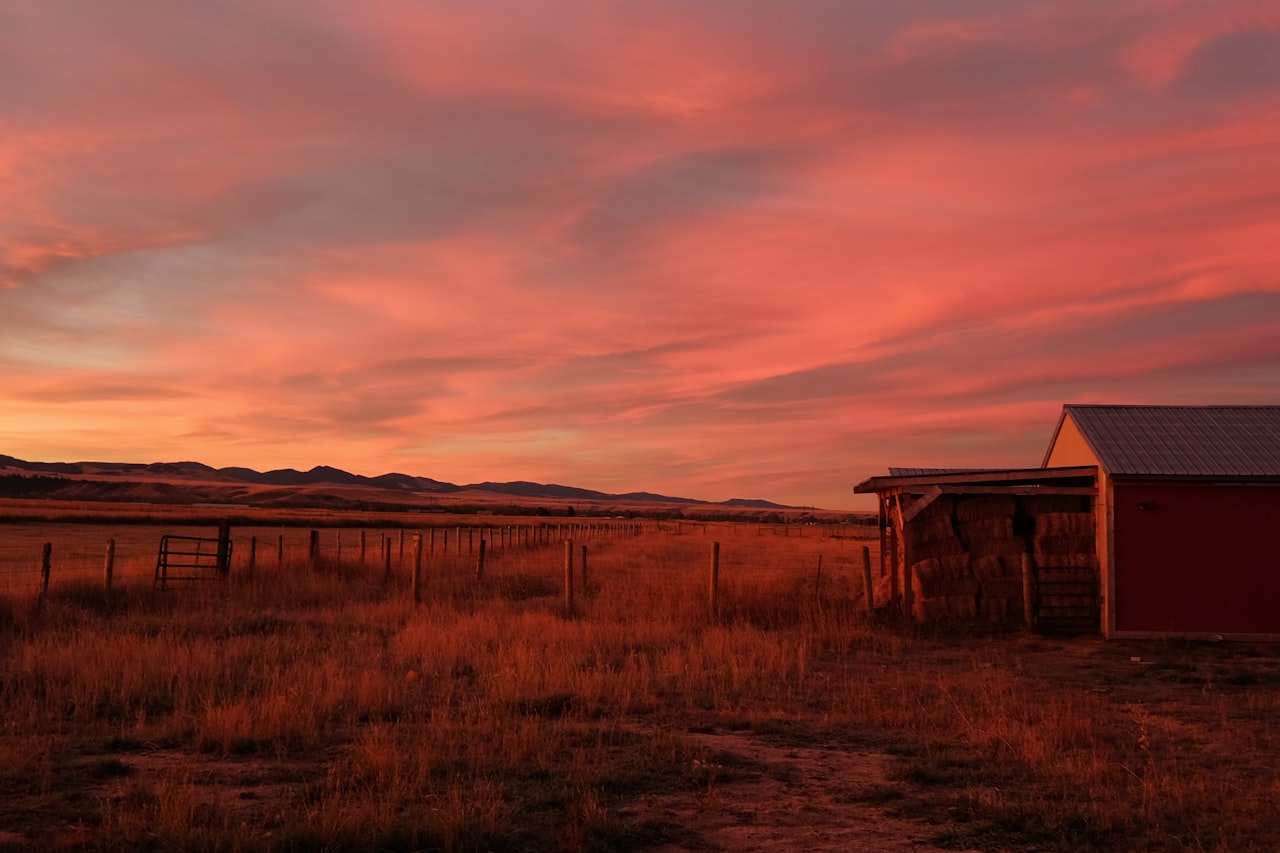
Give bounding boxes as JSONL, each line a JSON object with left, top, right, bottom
{"left": 980, "top": 597, "right": 1010, "bottom": 623}
{"left": 939, "top": 555, "right": 972, "bottom": 578}
{"left": 1038, "top": 566, "right": 1097, "bottom": 583}
{"left": 916, "top": 595, "right": 977, "bottom": 621}
{"left": 957, "top": 517, "right": 1015, "bottom": 547}
{"left": 1034, "top": 553, "right": 1099, "bottom": 569}
{"left": 980, "top": 576, "right": 1024, "bottom": 599}
{"left": 972, "top": 554, "right": 1007, "bottom": 580}
{"left": 1034, "top": 513, "right": 1095, "bottom": 537}
{"left": 906, "top": 517, "right": 957, "bottom": 547}
{"left": 912, "top": 558, "right": 944, "bottom": 585}
{"left": 913, "top": 574, "right": 980, "bottom": 600}
{"left": 1032, "top": 533, "right": 1095, "bottom": 554}
{"left": 955, "top": 496, "right": 1017, "bottom": 522}
{"left": 910, "top": 495, "right": 956, "bottom": 524}
{"left": 912, "top": 537, "right": 968, "bottom": 560}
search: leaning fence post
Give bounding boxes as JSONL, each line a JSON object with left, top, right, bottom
{"left": 39, "top": 542, "right": 52, "bottom": 602}
{"left": 861, "top": 545, "right": 874, "bottom": 619}
{"left": 564, "top": 539, "right": 574, "bottom": 615}
{"left": 412, "top": 532, "right": 423, "bottom": 605}
{"left": 709, "top": 541, "right": 720, "bottom": 620}
{"left": 103, "top": 539, "right": 116, "bottom": 591}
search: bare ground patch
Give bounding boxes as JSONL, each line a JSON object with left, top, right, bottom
{"left": 627, "top": 730, "right": 981, "bottom": 852}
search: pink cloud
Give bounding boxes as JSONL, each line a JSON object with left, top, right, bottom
{"left": 2, "top": 1, "right": 1279, "bottom": 509}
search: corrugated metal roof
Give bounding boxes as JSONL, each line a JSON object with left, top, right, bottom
{"left": 1061, "top": 405, "right": 1280, "bottom": 478}
{"left": 886, "top": 467, "right": 985, "bottom": 477}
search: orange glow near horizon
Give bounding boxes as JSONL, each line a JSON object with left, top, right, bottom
{"left": 2, "top": 1, "right": 1280, "bottom": 509}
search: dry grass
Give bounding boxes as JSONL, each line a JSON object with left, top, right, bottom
{"left": 0, "top": 518, "right": 1278, "bottom": 851}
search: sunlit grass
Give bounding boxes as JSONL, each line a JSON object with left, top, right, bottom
{"left": 1, "top": 520, "right": 1277, "bottom": 851}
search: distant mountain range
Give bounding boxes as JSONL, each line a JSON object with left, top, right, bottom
{"left": 0, "top": 454, "right": 795, "bottom": 512}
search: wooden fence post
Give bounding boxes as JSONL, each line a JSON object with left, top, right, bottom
{"left": 399, "top": 529, "right": 405, "bottom": 560}
{"left": 1021, "top": 553, "right": 1037, "bottom": 629}
{"left": 412, "top": 533, "right": 423, "bottom": 606}
{"left": 39, "top": 542, "right": 51, "bottom": 602}
{"left": 309, "top": 530, "right": 320, "bottom": 569}
{"left": 581, "top": 544, "right": 588, "bottom": 593}
{"left": 814, "top": 554, "right": 823, "bottom": 596}
{"left": 217, "top": 520, "right": 232, "bottom": 576}
{"left": 468, "top": 527, "right": 474, "bottom": 555}
{"left": 249, "top": 536, "right": 257, "bottom": 577}
{"left": 709, "top": 541, "right": 720, "bottom": 620}
{"left": 278, "top": 534, "right": 284, "bottom": 566}
{"left": 456, "top": 526, "right": 462, "bottom": 556}
{"left": 564, "top": 539, "right": 574, "bottom": 615}
{"left": 476, "top": 538, "right": 486, "bottom": 582}
{"left": 430, "top": 528, "right": 436, "bottom": 555}
{"left": 861, "top": 545, "right": 874, "bottom": 619}
{"left": 103, "top": 539, "right": 116, "bottom": 591}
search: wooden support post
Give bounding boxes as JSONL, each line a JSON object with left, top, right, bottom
{"left": 39, "top": 542, "right": 51, "bottom": 602}
{"left": 564, "top": 539, "right": 574, "bottom": 615}
{"left": 103, "top": 539, "right": 116, "bottom": 591}
{"left": 1022, "top": 553, "right": 1037, "bottom": 630}
{"left": 581, "top": 544, "right": 588, "bottom": 593}
{"left": 309, "top": 530, "right": 320, "bottom": 569}
{"left": 476, "top": 538, "right": 486, "bottom": 581}
{"left": 217, "top": 519, "right": 232, "bottom": 576}
{"left": 412, "top": 533, "right": 423, "bottom": 606}
{"left": 861, "top": 545, "right": 874, "bottom": 619}
{"left": 709, "top": 541, "right": 720, "bottom": 620}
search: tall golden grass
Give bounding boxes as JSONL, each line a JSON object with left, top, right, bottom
{"left": 0, "top": 520, "right": 1277, "bottom": 851}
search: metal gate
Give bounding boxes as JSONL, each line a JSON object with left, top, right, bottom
{"left": 154, "top": 533, "right": 232, "bottom": 590}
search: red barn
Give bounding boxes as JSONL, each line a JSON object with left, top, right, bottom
{"left": 1043, "top": 404, "right": 1280, "bottom": 639}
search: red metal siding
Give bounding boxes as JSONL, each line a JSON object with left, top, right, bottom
{"left": 1113, "top": 482, "right": 1280, "bottom": 634}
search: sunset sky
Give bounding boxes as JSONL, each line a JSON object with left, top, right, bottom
{"left": 3, "top": 1, "right": 1279, "bottom": 509}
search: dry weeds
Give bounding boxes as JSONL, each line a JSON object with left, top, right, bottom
{"left": 0, "top": 517, "right": 1277, "bottom": 851}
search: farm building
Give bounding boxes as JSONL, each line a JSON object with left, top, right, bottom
{"left": 855, "top": 404, "right": 1280, "bottom": 640}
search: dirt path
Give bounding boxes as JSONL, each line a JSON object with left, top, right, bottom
{"left": 627, "top": 731, "right": 981, "bottom": 853}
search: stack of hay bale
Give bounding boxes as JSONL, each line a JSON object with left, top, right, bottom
{"left": 1031, "top": 508, "right": 1099, "bottom": 633}
{"left": 888, "top": 492, "right": 1098, "bottom": 631}
{"left": 957, "top": 496, "right": 1027, "bottom": 623}
{"left": 906, "top": 496, "right": 979, "bottom": 621}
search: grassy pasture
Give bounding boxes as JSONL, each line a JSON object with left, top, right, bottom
{"left": 1, "top": 511, "right": 1278, "bottom": 851}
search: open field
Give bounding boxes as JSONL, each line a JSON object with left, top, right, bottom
{"left": 2, "top": 511, "right": 1279, "bottom": 851}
